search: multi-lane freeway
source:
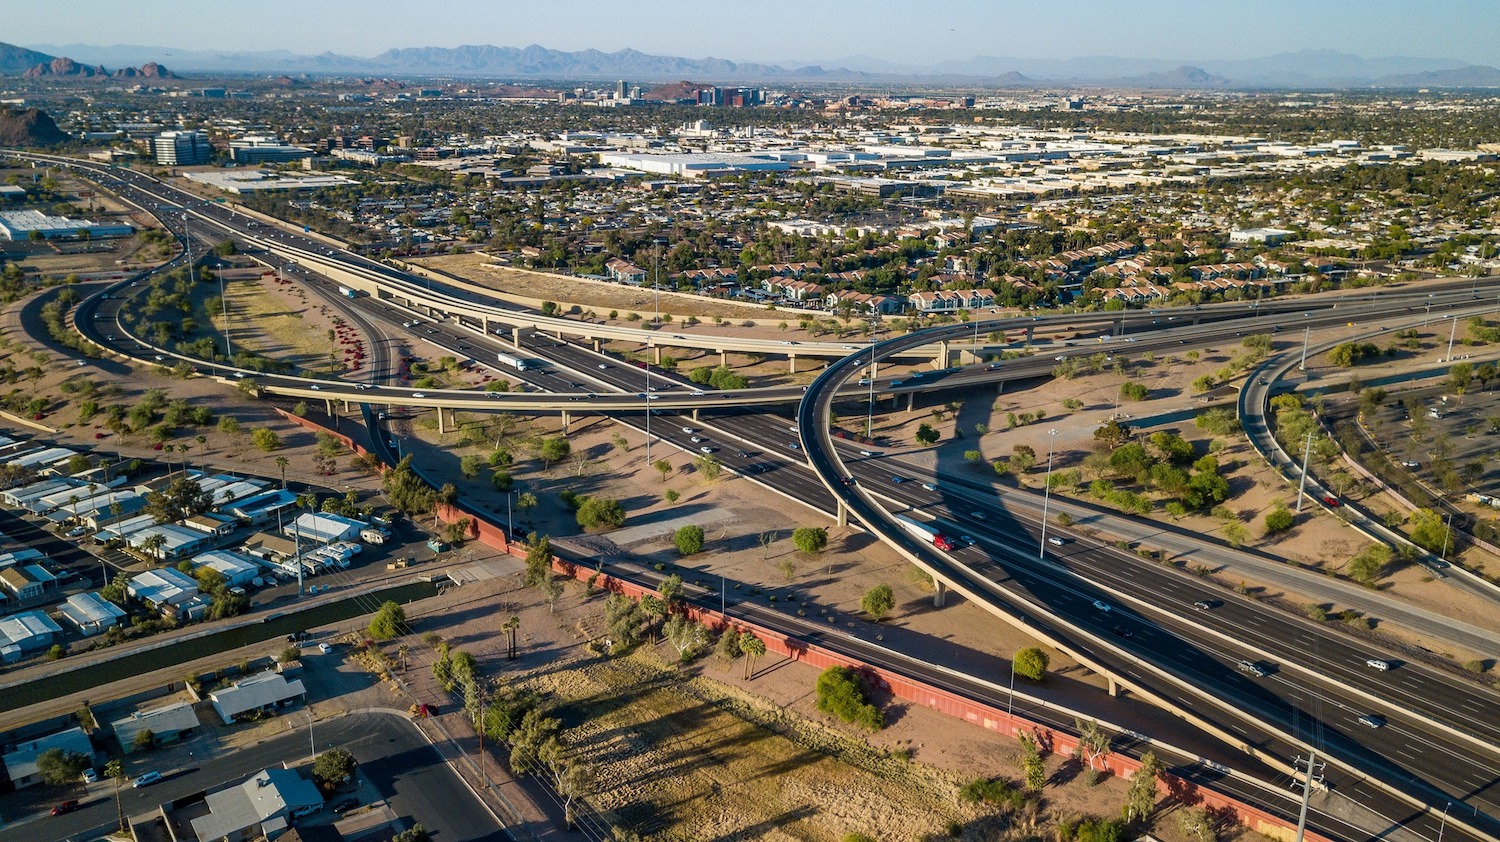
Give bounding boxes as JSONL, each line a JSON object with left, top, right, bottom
{"left": 15, "top": 152, "right": 1500, "bottom": 842}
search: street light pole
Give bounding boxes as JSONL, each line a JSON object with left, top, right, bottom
{"left": 1006, "top": 658, "right": 1017, "bottom": 718}
{"left": 1298, "top": 326, "right": 1310, "bottom": 372}
{"left": 1296, "top": 430, "right": 1314, "bottom": 513}
{"left": 644, "top": 342, "right": 652, "bottom": 467}
{"left": 1445, "top": 316, "right": 1458, "bottom": 362}
{"left": 1439, "top": 801, "right": 1453, "bottom": 842}
{"left": 1037, "top": 428, "right": 1058, "bottom": 558}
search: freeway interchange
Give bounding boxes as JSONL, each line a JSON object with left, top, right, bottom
{"left": 12, "top": 152, "right": 1500, "bottom": 842}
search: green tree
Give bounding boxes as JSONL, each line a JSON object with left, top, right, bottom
{"left": 1264, "top": 506, "right": 1294, "bottom": 534}
{"left": 1119, "top": 381, "right": 1149, "bottom": 401}
{"left": 1123, "top": 751, "right": 1165, "bottom": 822}
{"left": 1014, "top": 647, "right": 1050, "bottom": 681}
{"left": 538, "top": 437, "right": 571, "bottom": 469}
{"left": 106, "top": 758, "right": 126, "bottom": 831}
{"left": 915, "top": 423, "right": 940, "bottom": 446}
{"left": 693, "top": 453, "right": 722, "bottom": 480}
{"left": 1408, "top": 507, "right": 1452, "bottom": 554}
{"left": 576, "top": 496, "right": 626, "bottom": 530}
{"left": 815, "top": 666, "right": 883, "bottom": 730}
{"left": 740, "top": 632, "right": 766, "bottom": 678}
{"left": 368, "top": 601, "right": 408, "bottom": 640}
{"left": 312, "top": 747, "right": 358, "bottom": 789}
{"left": 525, "top": 535, "right": 553, "bottom": 588}
{"left": 35, "top": 748, "right": 90, "bottom": 785}
{"left": 1093, "top": 419, "right": 1132, "bottom": 449}
{"left": 250, "top": 428, "right": 282, "bottom": 452}
{"left": 1011, "top": 444, "right": 1037, "bottom": 473}
{"left": 674, "top": 524, "right": 705, "bottom": 556}
{"left": 1347, "top": 543, "right": 1393, "bottom": 585}
{"left": 653, "top": 458, "right": 673, "bottom": 482}
{"left": 716, "top": 626, "right": 742, "bottom": 665}
{"left": 145, "top": 476, "right": 213, "bottom": 523}
{"left": 792, "top": 526, "right": 828, "bottom": 554}
{"left": 861, "top": 584, "right": 895, "bottom": 620}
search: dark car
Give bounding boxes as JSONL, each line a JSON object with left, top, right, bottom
{"left": 331, "top": 798, "right": 360, "bottom": 814}
{"left": 51, "top": 800, "right": 80, "bottom": 816}
{"left": 1110, "top": 625, "right": 1133, "bottom": 639}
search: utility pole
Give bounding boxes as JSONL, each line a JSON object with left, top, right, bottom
{"left": 1292, "top": 749, "right": 1325, "bottom": 842}
{"left": 1296, "top": 430, "right": 1314, "bottom": 513}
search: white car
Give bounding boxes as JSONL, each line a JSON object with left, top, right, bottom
{"left": 1092, "top": 600, "right": 1113, "bottom": 613}
{"left": 318, "top": 643, "right": 332, "bottom": 654}
{"left": 682, "top": 427, "right": 695, "bottom": 434}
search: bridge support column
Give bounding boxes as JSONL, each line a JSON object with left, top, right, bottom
{"left": 1107, "top": 676, "right": 1121, "bottom": 697}
{"left": 837, "top": 500, "right": 849, "bottom": 527}
{"left": 1024, "top": 326, "right": 1034, "bottom": 344}
{"left": 789, "top": 354, "right": 798, "bottom": 374}
{"left": 932, "top": 580, "right": 947, "bottom": 608}
{"left": 719, "top": 349, "right": 728, "bottom": 367}
{"left": 437, "top": 408, "right": 447, "bottom": 435}
{"left": 934, "top": 340, "right": 949, "bottom": 369}
{"left": 561, "top": 410, "right": 571, "bottom": 433}
{"left": 691, "top": 408, "right": 700, "bottom": 420}
{"left": 653, "top": 346, "right": 662, "bottom": 366}
{"left": 481, "top": 315, "right": 489, "bottom": 335}
{"left": 592, "top": 338, "right": 602, "bottom": 352}
{"left": 1113, "top": 317, "right": 1124, "bottom": 336}
{"left": 906, "top": 392, "right": 915, "bottom": 412}
{"left": 868, "top": 359, "right": 878, "bottom": 379}
{"left": 325, "top": 398, "right": 333, "bottom": 415}
{"left": 511, "top": 327, "right": 522, "bottom": 345}
{"left": 996, "top": 379, "right": 1005, "bottom": 396}
{"left": 343, "top": 400, "right": 351, "bottom": 413}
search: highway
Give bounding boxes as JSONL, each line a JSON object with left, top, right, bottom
{"left": 23, "top": 153, "right": 1500, "bottom": 841}
{"left": 799, "top": 322, "right": 1500, "bottom": 842}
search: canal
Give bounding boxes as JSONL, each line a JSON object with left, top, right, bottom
{"left": 0, "top": 581, "right": 438, "bottom": 713}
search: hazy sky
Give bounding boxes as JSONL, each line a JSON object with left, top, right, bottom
{"left": 15, "top": 0, "right": 1500, "bottom": 65}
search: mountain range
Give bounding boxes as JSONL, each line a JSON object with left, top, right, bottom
{"left": 11, "top": 41, "right": 1500, "bottom": 89}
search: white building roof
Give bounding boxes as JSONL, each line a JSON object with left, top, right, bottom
{"left": 58, "top": 591, "right": 127, "bottom": 628}
{"left": 110, "top": 700, "right": 200, "bottom": 747}
{"left": 209, "top": 672, "right": 306, "bottom": 720}
{"left": 127, "top": 567, "right": 199, "bottom": 605}
{"left": 1, "top": 727, "right": 92, "bottom": 784}
{"left": 191, "top": 767, "right": 323, "bottom": 842}
{"left": 0, "top": 610, "right": 62, "bottom": 648}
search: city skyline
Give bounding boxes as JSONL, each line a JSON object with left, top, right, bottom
{"left": 12, "top": 0, "right": 1500, "bottom": 69}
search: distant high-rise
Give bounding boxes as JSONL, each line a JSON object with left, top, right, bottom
{"left": 616, "top": 79, "right": 628, "bottom": 100}
{"left": 152, "top": 130, "right": 211, "bottom": 166}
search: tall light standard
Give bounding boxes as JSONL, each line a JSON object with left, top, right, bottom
{"left": 1445, "top": 316, "right": 1458, "bottom": 363}
{"left": 1006, "top": 658, "right": 1017, "bottom": 718}
{"left": 1438, "top": 801, "right": 1453, "bottom": 842}
{"left": 1295, "top": 430, "right": 1314, "bottom": 513}
{"left": 644, "top": 341, "right": 653, "bottom": 467}
{"left": 1037, "top": 428, "right": 1058, "bottom": 558}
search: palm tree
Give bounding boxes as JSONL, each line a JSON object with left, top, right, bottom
{"left": 502, "top": 615, "right": 520, "bottom": 660}
{"left": 105, "top": 758, "right": 126, "bottom": 833}
{"left": 141, "top": 533, "right": 167, "bottom": 561}
{"left": 275, "top": 456, "right": 289, "bottom": 489}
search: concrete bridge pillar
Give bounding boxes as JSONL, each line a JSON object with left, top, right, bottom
{"left": 868, "top": 359, "right": 878, "bottom": 379}
{"left": 932, "top": 579, "right": 946, "bottom": 608}
{"left": 325, "top": 398, "right": 333, "bottom": 415}
{"left": 343, "top": 400, "right": 351, "bottom": 413}
{"left": 511, "top": 327, "right": 522, "bottom": 345}
{"left": 1113, "top": 317, "right": 1124, "bottom": 336}
{"left": 837, "top": 500, "right": 849, "bottom": 527}
{"left": 561, "top": 410, "right": 571, "bottom": 433}
{"left": 691, "top": 408, "right": 700, "bottom": 420}
{"left": 934, "top": 340, "right": 949, "bottom": 369}
{"left": 996, "top": 379, "right": 1005, "bottom": 395}
{"left": 653, "top": 346, "right": 663, "bottom": 366}
{"left": 788, "top": 354, "right": 798, "bottom": 374}
{"left": 1024, "top": 325, "right": 1034, "bottom": 344}
{"left": 481, "top": 315, "right": 489, "bottom": 335}
{"left": 437, "top": 407, "right": 447, "bottom": 435}
{"left": 592, "top": 338, "right": 602, "bottom": 352}
{"left": 906, "top": 392, "right": 915, "bottom": 412}
{"left": 719, "top": 349, "right": 728, "bottom": 367}
{"left": 1107, "top": 676, "right": 1120, "bottom": 697}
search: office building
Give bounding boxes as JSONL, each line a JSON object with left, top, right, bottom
{"left": 153, "top": 130, "right": 211, "bottom": 166}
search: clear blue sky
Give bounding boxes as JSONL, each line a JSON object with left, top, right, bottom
{"left": 14, "top": 0, "right": 1499, "bottom": 65}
